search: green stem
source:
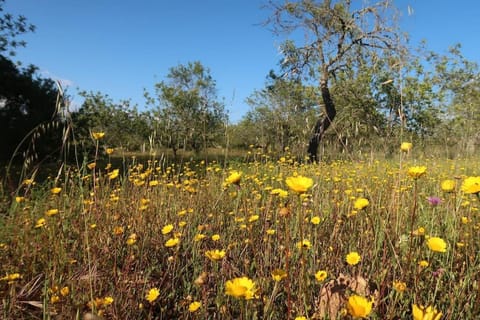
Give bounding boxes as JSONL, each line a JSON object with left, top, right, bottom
{"left": 263, "top": 281, "right": 279, "bottom": 318}
{"left": 407, "top": 180, "right": 418, "bottom": 286}
{"left": 284, "top": 217, "right": 291, "bottom": 320}
{"left": 298, "top": 200, "right": 306, "bottom": 312}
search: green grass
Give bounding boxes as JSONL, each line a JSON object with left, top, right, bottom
{"left": 0, "top": 146, "right": 479, "bottom": 319}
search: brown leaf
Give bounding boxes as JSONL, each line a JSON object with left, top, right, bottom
{"left": 18, "top": 300, "right": 43, "bottom": 309}
{"left": 313, "top": 273, "right": 379, "bottom": 319}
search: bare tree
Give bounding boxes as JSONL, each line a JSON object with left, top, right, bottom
{"left": 265, "top": 0, "right": 405, "bottom": 161}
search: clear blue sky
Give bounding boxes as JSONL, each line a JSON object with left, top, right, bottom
{"left": 4, "top": 1, "right": 480, "bottom": 123}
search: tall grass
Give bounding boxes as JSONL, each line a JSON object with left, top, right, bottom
{"left": 0, "top": 143, "right": 479, "bottom": 319}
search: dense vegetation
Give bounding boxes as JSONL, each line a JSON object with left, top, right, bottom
{"left": 1, "top": 144, "right": 479, "bottom": 319}
{"left": 1, "top": 0, "right": 479, "bottom": 168}
{"left": 1, "top": 0, "right": 480, "bottom": 319}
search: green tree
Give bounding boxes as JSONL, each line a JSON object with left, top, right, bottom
{"left": 0, "top": 0, "right": 62, "bottom": 163}
{"left": 265, "top": 0, "right": 405, "bottom": 161}
{"left": 324, "top": 58, "right": 387, "bottom": 154}
{"left": 369, "top": 49, "right": 441, "bottom": 152}
{"left": 146, "top": 61, "right": 227, "bottom": 157}
{"left": 0, "top": 54, "right": 62, "bottom": 162}
{"left": 0, "top": 0, "right": 35, "bottom": 56}
{"left": 242, "top": 71, "right": 318, "bottom": 154}
{"left": 71, "top": 91, "right": 151, "bottom": 154}
{"left": 429, "top": 45, "right": 480, "bottom": 155}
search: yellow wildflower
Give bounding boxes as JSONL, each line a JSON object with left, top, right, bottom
{"left": 315, "top": 270, "right": 328, "bottom": 282}
{"left": 23, "top": 179, "right": 34, "bottom": 185}
{"left": 35, "top": 218, "right": 46, "bottom": 228}
{"left": 346, "top": 251, "right": 361, "bottom": 265}
{"left": 50, "top": 187, "right": 62, "bottom": 194}
{"left": 205, "top": 249, "right": 226, "bottom": 261}
{"left": 285, "top": 175, "right": 314, "bottom": 194}
{"left": 133, "top": 179, "right": 145, "bottom": 186}
{"left": 177, "top": 209, "right": 187, "bottom": 216}
{"left": 270, "top": 188, "right": 289, "bottom": 198}
{"left": 427, "top": 237, "right": 447, "bottom": 253}
{"left": 412, "top": 304, "right": 442, "bottom": 320}
{"left": 418, "top": 260, "right": 429, "bottom": 268}
{"left": 108, "top": 169, "right": 119, "bottom": 180}
{"left": 87, "top": 298, "right": 103, "bottom": 309}
{"left": 440, "top": 179, "right": 455, "bottom": 192}
{"left": 310, "top": 216, "right": 321, "bottom": 225}
{"left": 353, "top": 197, "right": 369, "bottom": 210}
{"left": 461, "top": 176, "right": 480, "bottom": 194}
{"left": 225, "top": 276, "right": 256, "bottom": 300}
{"left": 45, "top": 209, "right": 59, "bottom": 216}
{"left": 347, "top": 295, "right": 373, "bottom": 318}
{"left": 188, "top": 301, "right": 201, "bottom": 312}
{"left": 103, "top": 296, "right": 114, "bottom": 305}
{"left": 178, "top": 221, "right": 187, "bottom": 227}
{"left": 0, "top": 273, "right": 22, "bottom": 282}
{"left": 165, "top": 237, "right": 180, "bottom": 247}
{"left": 149, "top": 180, "right": 159, "bottom": 186}
{"left": 126, "top": 233, "right": 137, "bottom": 245}
{"left": 225, "top": 171, "right": 242, "bottom": 186}
{"left": 296, "top": 239, "right": 311, "bottom": 250}
{"left": 91, "top": 132, "right": 105, "bottom": 140}
{"left": 50, "top": 294, "right": 60, "bottom": 304}
{"left": 271, "top": 269, "right": 287, "bottom": 282}
{"left": 146, "top": 288, "right": 160, "bottom": 303}
{"left": 413, "top": 227, "right": 425, "bottom": 236}
{"left": 408, "top": 166, "right": 427, "bottom": 179}
{"left": 400, "top": 142, "right": 413, "bottom": 152}
{"left": 194, "top": 233, "right": 206, "bottom": 241}
{"left": 162, "top": 224, "right": 174, "bottom": 235}
{"left": 113, "top": 226, "right": 124, "bottom": 235}
{"left": 60, "top": 286, "right": 70, "bottom": 297}
{"left": 392, "top": 280, "right": 407, "bottom": 292}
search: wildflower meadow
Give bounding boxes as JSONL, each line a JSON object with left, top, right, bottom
{"left": 1, "top": 138, "right": 479, "bottom": 319}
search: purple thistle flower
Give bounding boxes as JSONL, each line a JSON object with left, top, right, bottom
{"left": 427, "top": 196, "right": 442, "bottom": 206}
{"left": 432, "top": 268, "right": 445, "bottom": 278}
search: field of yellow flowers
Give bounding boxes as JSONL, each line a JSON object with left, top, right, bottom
{"left": 1, "top": 141, "right": 479, "bottom": 319}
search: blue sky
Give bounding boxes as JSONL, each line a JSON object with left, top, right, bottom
{"left": 4, "top": 1, "right": 480, "bottom": 123}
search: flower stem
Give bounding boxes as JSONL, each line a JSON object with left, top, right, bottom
{"left": 407, "top": 179, "right": 418, "bottom": 282}
{"left": 284, "top": 217, "right": 291, "bottom": 320}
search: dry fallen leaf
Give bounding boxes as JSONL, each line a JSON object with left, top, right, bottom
{"left": 312, "top": 273, "right": 379, "bottom": 319}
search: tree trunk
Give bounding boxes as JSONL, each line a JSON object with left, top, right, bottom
{"left": 307, "top": 78, "right": 336, "bottom": 162}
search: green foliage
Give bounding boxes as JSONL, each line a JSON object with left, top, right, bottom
{"left": 0, "top": 2, "right": 62, "bottom": 164}
{"left": 71, "top": 91, "right": 151, "bottom": 153}
{"left": 428, "top": 45, "right": 480, "bottom": 154}
{"left": 146, "top": 61, "right": 227, "bottom": 155}
{"left": 327, "top": 55, "right": 388, "bottom": 153}
{"left": 0, "top": 0, "right": 35, "bottom": 56}
{"left": 265, "top": 0, "right": 406, "bottom": 161}
{"left": 237, "top": 36, "right": 480, "bottom": 158}
{"left": 0, "top": 55, "right": 62, "bottom": 162}
{"left": 239, "top": 71, "right": 318, "bottom": 155}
